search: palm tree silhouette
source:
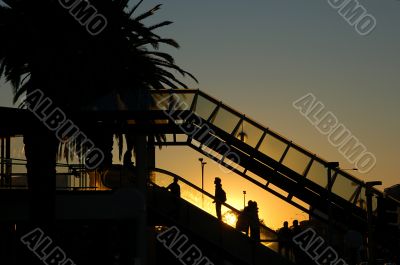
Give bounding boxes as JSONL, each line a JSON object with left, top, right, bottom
{"left": 0, "top": 0, "right": 196, "bottom": 222}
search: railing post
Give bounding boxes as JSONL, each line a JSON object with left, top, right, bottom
{"left": 135, "top": 133, "right": 149, "bottom": 265}
{"left": 1, "top": 138, "right": 4, "bottom": 187}
{"left": 5, "top": 137, "right": 11, "bottom": 187}
{"left": 148, "top": 137, "right": 156, "bottom": 184}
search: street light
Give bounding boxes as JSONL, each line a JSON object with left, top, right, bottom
{"left": 365, "top": 181, "right": 382, "bottom": 265}
{"left": 199, "top": 158, "right": 206, "bottom": 208}
{"left": 237, "top": 131, "right": 248, "bottom": 143}
{"left": 237, "top": 119, "right": 248, "bottom": 143}
{"left": 243, "top": 191, "right": 246, "bottom": 208}
{"left": 327, "top": 162, "right": 339, "bottom": 244}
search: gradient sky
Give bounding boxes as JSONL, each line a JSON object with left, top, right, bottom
{"left": 1, "top": 0, "right": 399, "bottom": 229}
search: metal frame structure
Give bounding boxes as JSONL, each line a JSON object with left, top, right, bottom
{"left": 1, "top": 89, "right": 398, "bottom": 231}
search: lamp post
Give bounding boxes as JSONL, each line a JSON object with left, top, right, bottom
{"left": 199, "top": 158, "right": 206, "bottom": 208}
{"left": 237, "top": 120, "right": 248, "bottom": 143}
{"left": 366, "top": 181, "right": 382, "bottom": 265}
{"left": 243, "top": 191, "right": 246, "bottom": 208}
{"left": 327, "top": 161, "right": 339, "bottom": 244}
{"left": 0, "top": 138, "right": 4, "bottom": 187}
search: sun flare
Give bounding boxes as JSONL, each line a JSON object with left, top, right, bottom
{"left": 223, "top": 211, "right": 238, "bottom": 227}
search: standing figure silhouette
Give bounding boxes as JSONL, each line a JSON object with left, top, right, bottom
{"left": 213, "top": 177, "right": 226, "bottom": 221}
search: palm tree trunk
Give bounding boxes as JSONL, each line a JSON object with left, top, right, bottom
{"left": 24, "top": 120, "right": 58, "bottom": 223}
{"left": 85, "top": 123, "right": 114, "bottom": 168}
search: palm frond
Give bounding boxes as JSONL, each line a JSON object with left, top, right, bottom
{"left": 148, "top": 21, "right": 173, "bottom": 31}
{"left": 143, "top": 51, "right": 175, "bottom": 64}
{"left": 134, "top": 4, "right": 162, "bottom": 22}
{"left": 128, "top": 0, "right": 143, "bottom": 18}
{"left": 13, "top": 75, "right": 31, "bottom": 104}
{"left": 0, "top": 0, "right": 198, "bottom": 164}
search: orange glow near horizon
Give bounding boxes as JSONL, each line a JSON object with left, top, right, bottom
{"left": 155, "top": 146, "right": 309, "bottom": 231}
{"left": 7, "top": 136, "right": 309, "bottom": 230}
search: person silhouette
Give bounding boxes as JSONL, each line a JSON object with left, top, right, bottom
{"left": 213, "top": 177, "right": 226, "bottom": 221}
{"left": 248, "top": 201, "right": 260, "bottom": 241}
{"left": 291, "top": 220, "right": 306, "bottom": 264}
{"left": 167, "top": 177, "right": 181, "bottom": 198}
{"left": 278, "top": 221, "right": 292, "bottom": 258}
{"left": 166, "top": 177, "right": 181, "bottom": 219}
{"left": 237, "top": 201, "right": 252, "bottom": 235}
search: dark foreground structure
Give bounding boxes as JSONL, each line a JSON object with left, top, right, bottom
{"left": 1, "top": 89, "right": 399, "bottom": 264}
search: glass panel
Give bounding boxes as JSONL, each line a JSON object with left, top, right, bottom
{"left": 171, "top": 93, "right": 195, "bottom": 111}
{"left": 245, "top": 170, "right": 268, "bottom": 186}
{"left": 175, "top": 134, "right": 188, "bottom": 142}
{"left": 331, "top": 173, "right": 359, "bottom": 201}
{"left": 268, "top": 183, "right": 289, "bottom": 197}
{"left": 282, "top": 147, "right": 311, "bottom": 175}
{"left": 194, "top": 94, "right": 217, "bottom": 121}
{"left": 292, "top": 196, "right": 310, "bottom": 210}
{"left": 235, "top": 121, "right": 264, "bottom": 148}
{"left": 151, "top": 92, "right": 195, "bottom": 111}
{"left": 151, "top": 93, "right": 170, "bottom": 110}
{"left": 212, "top": 107, "right": 241, "bottom": 134}
{"left": 258, "top": 134, "right": 288, "bottom": 162}
{"left": 306, "top": 161, "right": 327, "bottom": 188}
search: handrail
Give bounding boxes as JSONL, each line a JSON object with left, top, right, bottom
{"left": 148, "top": 184, "right": 289, "bottom": 265}
{"left": 0, "top": 158, "right": 95, "bottom": 190}
{"left": 0, "top": 157, "right": 79, "bottom": 169}
{"left": 151, "top": 167, "right": 277, "bottom": 241}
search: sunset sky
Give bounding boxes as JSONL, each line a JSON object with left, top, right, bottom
{"left": 1, "top": 0, "right": 399, "bottom": 229}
